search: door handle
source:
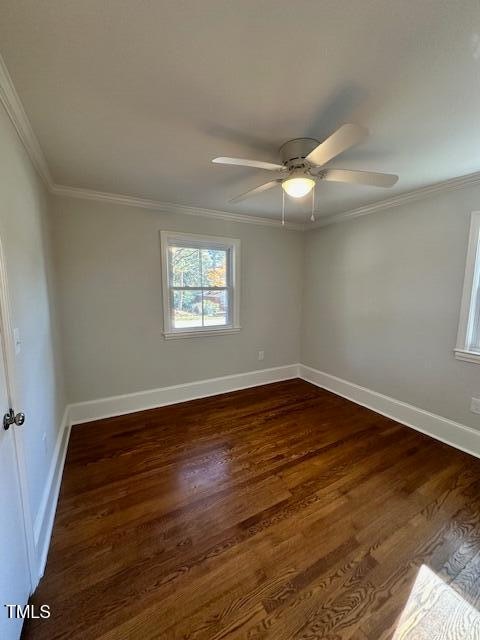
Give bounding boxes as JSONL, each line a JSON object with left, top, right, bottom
{"left": 3, "top": 408, "right": 25, "bottom": 430}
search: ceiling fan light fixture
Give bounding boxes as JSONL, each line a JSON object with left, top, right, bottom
{"left": 214, "top": 125, "right": 398, "bottom": 205}
{"left": 282, "top": 175, "right": 315, "bottom": 198}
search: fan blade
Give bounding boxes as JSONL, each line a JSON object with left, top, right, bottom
{"left": 306, "top": 124, "right": 369, "bottom": 166}
{"left": 229, "top": 180, "right": 280, "bottom": 203}
{"left": 322, "top": 168, "right": 398, "bottom": 188}
{"left": 213, "top": 157, "right": 285, "bottom": 171}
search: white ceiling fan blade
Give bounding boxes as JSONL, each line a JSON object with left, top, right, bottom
{"left": 306, "top": 124, "right": 369, "bottom": 167}
{"left": 322, "top": 168, "right": 398, "bottom": 188}
{"left": 213, "top": 157, "right": 286, "bottom": 171}
{"left": 229, "top": 180, "right": 280, "bottom": 203}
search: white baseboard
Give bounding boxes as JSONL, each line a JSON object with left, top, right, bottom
{"left": 68, "top": 364, "right": 300, "bottom": 425}
{"left": 33, "top": 407, "right": 71, "bottom": 582}
{"left": 299, "top": 364, "right": 480, "bottom": 459}
{"left": 68, "top": 362, "right": 480, "bottom": 460}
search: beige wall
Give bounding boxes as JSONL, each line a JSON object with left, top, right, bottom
{"left": 51, "top": 196, "right": 303, "bottom": 403}
{"left": 302, "top": 186, "right": 480, "bottom": 430}
{"left": 50, "top": 176, "right": 480, "bottom": 433}
{"left": 0, "top": 103, "right": 66, "bottom": 524}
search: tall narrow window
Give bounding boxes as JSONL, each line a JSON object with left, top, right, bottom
{"left": 455, "top": 212, "right": 480, "bottom": 363}
{"left": 161, "top": 232, "right": 240, "bottom": 339}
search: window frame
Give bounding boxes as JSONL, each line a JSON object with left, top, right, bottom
{"left": 160, "top": 231, "right": 241, "bottom": 339}
{"left": 455, "top": 211, "right": 480, "bottom": 364}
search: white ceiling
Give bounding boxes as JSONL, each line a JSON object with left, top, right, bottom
{"left": 0, "top": 0, "right": 479, "bottom": 221}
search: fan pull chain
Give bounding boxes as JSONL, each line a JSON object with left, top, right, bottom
{"left": 310, "top": 185, "right": 316, "bottom": 222}
{"left": 282, "top": 189, "right": 285, "bottom": 226}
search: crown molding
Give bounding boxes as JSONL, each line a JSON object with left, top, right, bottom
{"left": 311, "top": 170, "right": 480, "bottom": 228}
{"left": 3, "top": 52, "right": 480, "bottom": 232}
{"left": 50, "top": 184, "right": 306, "bottom": 230}
{"left": 50, "top": 171, "right": 480, "bottom": 233}
{"left": 0, "top": 54, "right": 53, "bottom": 188}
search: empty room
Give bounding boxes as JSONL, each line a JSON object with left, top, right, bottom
{"left": 1, "top": 1, "right": 480, "bottom": 638}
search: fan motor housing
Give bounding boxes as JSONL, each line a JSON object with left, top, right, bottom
{"left": 279, "top": 138, "right": 319, "bottom": 168}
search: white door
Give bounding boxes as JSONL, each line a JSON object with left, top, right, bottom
{"left": 0, "top": 335, "right": 31, "bottom": 639}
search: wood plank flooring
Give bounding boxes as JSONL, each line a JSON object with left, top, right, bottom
{"left": 22, "top": 379, "right": 480, "bottom": 639}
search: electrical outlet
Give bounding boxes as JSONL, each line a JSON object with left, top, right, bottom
{"left": 471, "top": 398, "right": 480, "bottom": 415}
{"left": 13, "top": 328, "right": 21, "bottom": 355}
{"left": 258, "top": 350, "right": 264, "bottom": 361}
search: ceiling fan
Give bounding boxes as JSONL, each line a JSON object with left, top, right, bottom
{"left": 212, "top": 124, "right": 398, "bottom": 214}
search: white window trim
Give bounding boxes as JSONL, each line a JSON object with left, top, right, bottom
{"left": 160, "top": 231, "right": 241, "bottom": 339}
{"left": 455, "top": 211, "right": 480, "bottom": 364}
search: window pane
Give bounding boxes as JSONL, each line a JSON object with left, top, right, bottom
{"left": 172, "top": 289, "right": 203, "bottom": 328}
{"left": 201, "top": 249, "right": 227, "bottom": 287}
{"left": 203, "top": 290, "right": 228, "bottom": 326}
{"left": 169, "top": 247, "right": 201, "bottom": 287}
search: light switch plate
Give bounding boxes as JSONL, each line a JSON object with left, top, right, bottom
{"left": 470, "top": 397, "right": 480, "bottom": 415}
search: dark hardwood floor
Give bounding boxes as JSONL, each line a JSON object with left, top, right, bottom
{"left": 23, "top": 379, "right": 480, "bottom": 639}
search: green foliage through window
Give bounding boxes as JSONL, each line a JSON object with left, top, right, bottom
{"left": 169, "top": 246, "right": 229, "bottom": 328}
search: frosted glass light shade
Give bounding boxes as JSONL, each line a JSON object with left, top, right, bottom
{"left": 282, "top": 176, "right": 315, "bottom": 198}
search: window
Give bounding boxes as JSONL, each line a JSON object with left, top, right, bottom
{"left": 455, "top": 211, "right": 480, "bottom": 364}
{"left": 160, "top": 231, "right": 240, "bottom": 339}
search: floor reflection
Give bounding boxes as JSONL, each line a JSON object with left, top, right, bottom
{"left": 176, "top": 444, "right": 231, "bottom": 495}
{"left": 393, "top": 565, "right": 480, "bottom": 639}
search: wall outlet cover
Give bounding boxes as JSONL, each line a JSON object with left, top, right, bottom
{"left": 13, "top": 328, "right": 21, "bottom": 355}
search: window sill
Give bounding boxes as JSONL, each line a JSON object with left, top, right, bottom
{"left": 454, "top": 348, "right": 480, "bottom": 364}
{"left": 163, "top": 327, "right": 241, "bottom": 340}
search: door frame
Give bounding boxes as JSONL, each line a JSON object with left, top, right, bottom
{"left": 0, "top": 233, "right": 37, "bottom": 591}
